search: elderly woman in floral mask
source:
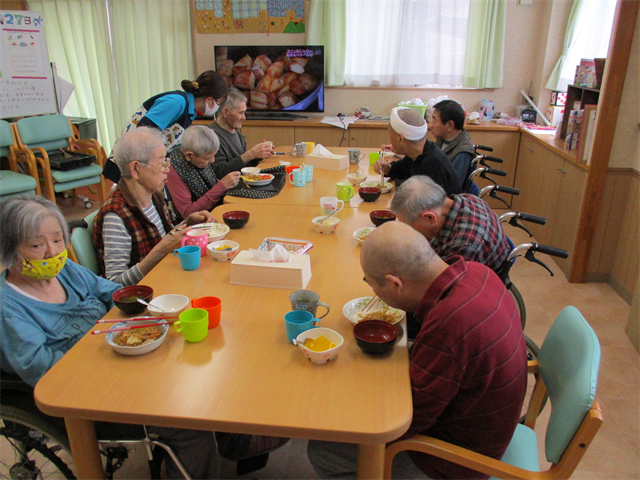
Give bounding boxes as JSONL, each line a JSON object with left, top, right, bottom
{"left": 0, "top": 195, "right": 121, "bottom": 386}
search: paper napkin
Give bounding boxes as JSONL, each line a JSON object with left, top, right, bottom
{"left": 249, "top": 244, "right": 291, "bottom": 262}
{"left": 312, "top": 144, "right": 334, "bottom": 157}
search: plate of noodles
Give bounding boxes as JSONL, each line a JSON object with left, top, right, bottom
{"left": 343, "top": 297, "right": 405, "bottom": 325}
{"left": 106, "top": 321, "right": 169, "bottom": 356}
{"left": 242, "top": 173, "right": 274, "bottom": 187}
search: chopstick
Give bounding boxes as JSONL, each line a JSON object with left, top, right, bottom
{"left": 241, "top": 177, "right": 251, "bottom": 189}
{"left": 361, "top": 296, "right": 380, "bottom": 314}
{"left": 96, "top": 316, "right": 177, "bottom": 324}
{"left": 92, "top": 322, "right": 169, "bottom": 335}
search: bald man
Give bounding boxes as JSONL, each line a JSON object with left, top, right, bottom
{"left": 308, "top": 222, "right": 527, "bottom": 480}
{"left": 375, "top": 107, "right": 462, "bottom": 195}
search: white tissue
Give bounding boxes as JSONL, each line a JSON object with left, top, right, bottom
{"left": 279, "top": 160, "right": 291, "bottom": 166}
{"left": 249, "top": 244, "right": 291, "bottom": 262}
{"left": 312, "top": 144, "right": 334, "bottom": 157}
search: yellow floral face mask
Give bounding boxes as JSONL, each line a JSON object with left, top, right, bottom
{"left": 20, "top": 249, "right": 68, "bottom": 280}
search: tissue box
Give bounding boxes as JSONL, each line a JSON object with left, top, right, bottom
{"left": 303, "top": 153, "right": 349, "bottom": 171}
{"left": 545, "top": 105, "right": 565, "bottom": 127}
{"left": 230, "top": 250, "right": 311, "bottom": 289}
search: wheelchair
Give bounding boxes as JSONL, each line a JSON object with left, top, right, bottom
{"left": 1, "top": 370, "right": 188, "bottom": 479}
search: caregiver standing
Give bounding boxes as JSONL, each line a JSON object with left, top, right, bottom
{"left": 103, "top": 70, "right": 229, "bottom": 183}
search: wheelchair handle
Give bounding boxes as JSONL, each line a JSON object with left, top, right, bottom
{"left": 482, "top": 155, "right": 503, "bottom": 164}
{"left": 517, "top": 212, "right": 546, "bottom": 225}
{"left": 474, "top": 144, "right": 494, "bottom": 152}
{"left": 533, "top": 243, "right": 569, "bottom": 259}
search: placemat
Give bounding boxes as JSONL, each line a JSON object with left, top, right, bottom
{"left": 225, "top": 165, "right": 287, "bottom": 199}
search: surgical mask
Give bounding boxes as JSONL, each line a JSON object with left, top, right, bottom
{"left": 205, "top": 100, "right": 219, "bottom": 116}
{"left": 20, "top": 249, "right": 68, "bottom": 280}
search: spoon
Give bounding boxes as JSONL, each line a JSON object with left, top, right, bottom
{"left": 318, "top": 209, "right": 339, "bottom": 223}
{"left": 137, "top": 298, "right": 166, "bottom": 312}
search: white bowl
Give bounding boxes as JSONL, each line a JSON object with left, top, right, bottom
{"left": 241, "top": 167, "right": 261, "bottom": 175}
{"left": 359, "top": 180, "right": 393, "bottom": 194}
{"left": 294, "top": 327, "right": 344, "bottom": 364}
{"left": 207, "top": 240, "right": 240, "bottom": 262}
{"left": 346, "top": 172, "right": 367, "bottom": 186}
{"left": 106, "top": 321, "right": 168, "bottom": 356}
{"left": 342, "top": 296, "right": 406, "bottom": 325}
{"left": 353, "top": 227, "right": 375, "bottom": 245}
{"left": 312, "top": 216, "right": 340, "bottom": 234}
{"left": 191, "top": 223, "right": 230, "bottom": 242}
{"left": 147, "top": 294, "right": 190, "bottom": 316}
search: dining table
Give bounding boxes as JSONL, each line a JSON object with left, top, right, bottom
{"left": 225, "top": 146, "right": 394, "bottom": 208}
{"left": 34, "top": 202, "right": 413, "bottom": 480}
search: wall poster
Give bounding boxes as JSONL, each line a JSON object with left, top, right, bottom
{"left": 194, "top": 0, "right": 305, "bottom": 34}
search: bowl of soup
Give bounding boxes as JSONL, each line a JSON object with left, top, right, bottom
{"left": 294, "top": 327, "right": 344, "bottom": 364}
{"left": 112, "top": 285, "right": 154, "bottom": 315}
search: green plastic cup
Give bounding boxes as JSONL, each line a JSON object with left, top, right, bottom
{"left": 173, "top": 308, "right": 209, "bottom": 343}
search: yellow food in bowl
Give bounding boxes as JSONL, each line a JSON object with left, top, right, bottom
{"left": 303, "top": 336, "right": 336, "bottom": 352}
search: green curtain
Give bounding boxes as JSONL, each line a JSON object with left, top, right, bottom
{"left": 545, "top": 0, "right": 586, "bottom": 90}
{"left": 109, "top": 0, "right": 194, "bottom": 131}
{"left": 462, "top": 0, "right": 507, "bottom": 88}
{"left": 307, "top": 0, "right": 346, "bottom": 86}
{"left": 27, "top": 0, "right": 120, "bottom": 149}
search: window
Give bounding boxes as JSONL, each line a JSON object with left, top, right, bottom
{"left": 344, "top": 0, "right": 470, "bottom": 87}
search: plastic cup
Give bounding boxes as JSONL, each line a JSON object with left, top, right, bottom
{"left": 173, "top": 308, "right": 209, "bottom": 342}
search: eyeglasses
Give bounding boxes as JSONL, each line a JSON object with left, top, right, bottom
{"left": 142, "top": 157, "right": 170, "bottom": 172}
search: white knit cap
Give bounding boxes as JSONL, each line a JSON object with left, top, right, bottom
{"left": 389, "top": 107, "right": 427, "bottom": 141}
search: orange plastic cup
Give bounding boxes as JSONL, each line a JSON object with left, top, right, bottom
{"left": 191, "top": 296, "right": 221, "bottom": 329}
{"left": 285, "top": 165, "right": 300, "bottom": 175}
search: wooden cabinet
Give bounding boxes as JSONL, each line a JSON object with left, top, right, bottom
{"left": 348, "top": 126, "right": 389, "bottom": 148}
{"left": 512, "top": 134, "right": 588, "bottom": 276}
{"left": 559, "top": 84, "right": 600, "bottom": 139}
{"left": 294, "top": 126, "right": 346, "bottom": 146}
{"left": 239, "top": 125, "right": 294, "bottom": 149}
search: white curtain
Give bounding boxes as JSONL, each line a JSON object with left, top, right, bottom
{"left": 27, "top": 0, "right": 194, "bottom": 150}
{"left": 546, "top": 0, "right": 616, "bottom": 92}
{"left": 344, "top": 0, "right": 469, "bottom": 87}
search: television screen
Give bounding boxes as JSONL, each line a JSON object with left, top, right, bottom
{"left": 215, "top": 45, "right": 324, "bottom": 113}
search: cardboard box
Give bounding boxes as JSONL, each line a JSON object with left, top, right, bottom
{"left": 550, "top": 91, "right": 567, "bottom": 106}
{"left": 545, "top": 105, "right": 565, "bottom": 127}
{"left": 230, "top": 250, "right": 311, "bottom": 289}
{"left": 302, "top": 153, "right": 349, "bottom": 171}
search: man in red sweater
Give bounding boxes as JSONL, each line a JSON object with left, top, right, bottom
{"left": 308, "top": 222, "right": 527, "bottom": 479}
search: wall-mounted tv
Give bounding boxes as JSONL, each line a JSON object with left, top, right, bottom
{"left": 215, "top": 45, "right": 324, "bottom": 113}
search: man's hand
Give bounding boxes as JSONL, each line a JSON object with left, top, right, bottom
{"left": 245, "top": 141, "right": 274, "bottom": 162}
{"left": 220, "top": 171, "right": 241, "bottom": 189}
{"left": 374, "top": 160, "right": 391, "bottom": 176}
{"left": 381, "top": 144, "right": 394, "bottom": 152}
{"left": 185, "top": 210, "right": 215, "bottom": 226}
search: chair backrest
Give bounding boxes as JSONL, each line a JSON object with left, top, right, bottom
{"left": 538, "top": 306, "right": 601, "bottom": 463}
{"left": 70, "top": 210, "right": 100, "bottom": 275}
{"left": 0, "top": 120, "right": 14, "bottom": 157}
{"left": 15, "top": 115, "right": 72, "bottom": 151}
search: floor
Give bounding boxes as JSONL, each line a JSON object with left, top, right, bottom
{"left": 39, "top": 196, "right": 640, "bottom": 478}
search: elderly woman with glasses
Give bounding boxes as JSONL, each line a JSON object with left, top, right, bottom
{"left": 93, "top": 127, "right": 214, "bottom": 286}
{"left": 166, "top": 125, "right": 241, "bottom": 221}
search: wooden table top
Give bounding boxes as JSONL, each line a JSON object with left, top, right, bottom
{"left": 35, "top": 203, "right": 412, "bottom": 445}
{"left": 225, "top": 146, "right": 395, "bottom": 208}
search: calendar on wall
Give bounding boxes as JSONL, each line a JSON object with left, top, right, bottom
{"left": 0, "top": 10, "right": 57, "bottom": 119}
{"left": 194, "top": 0, "right": 305, "bottom": 34}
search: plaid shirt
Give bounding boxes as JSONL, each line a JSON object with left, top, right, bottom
{"left": 431, "top": 194, "right": 510, "bottom": 272}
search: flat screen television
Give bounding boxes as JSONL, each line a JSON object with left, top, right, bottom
{"left": 215, "top": 45, "right": 324, "bottom": 116}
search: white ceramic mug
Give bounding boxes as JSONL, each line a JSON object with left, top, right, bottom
{"left": 320, "top": 196, "right": 344, "bottom": 215}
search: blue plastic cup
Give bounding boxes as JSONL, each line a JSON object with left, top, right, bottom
{"left": 284, "top": 310, "right": 320, "bottom": 344}
{"left": 304, "top": 165, "right": 313, "bottom": 183}
{"left": 288, "top": 168, "right": 306, "bottom": 187}
{"left": 173, "top": 245, "right": 201, "bottom": 271}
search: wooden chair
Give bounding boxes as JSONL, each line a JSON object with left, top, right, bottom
{"left": 384, "top": 306, "right": 603, "bottom": 480}
{"left": 11, "top": 114, "right": 106, "bottom": 207}
{"left": 0, "top": 120, "right": 41, "bottom": 200}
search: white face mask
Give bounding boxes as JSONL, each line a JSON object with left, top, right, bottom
{"left": 205, "top": 99, "right": 219, "bottom": 116}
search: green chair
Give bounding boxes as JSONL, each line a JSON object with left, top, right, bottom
{"left": 384, "top": 306, "right": 603, "bottom": 480}
{"left": 68, "top": 210, "right": 100, "bottom": 275}
{"left": 12, "top": 114, "right": 106, "bottom": 207}
{"left": 0, "top": 120, "right": 40, "bottom": 200}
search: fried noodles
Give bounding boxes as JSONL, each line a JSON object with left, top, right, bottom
{"left": 114, "top": 326, "right": 163, "bottom": 347}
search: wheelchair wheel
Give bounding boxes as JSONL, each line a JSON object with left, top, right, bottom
{"left": 520, "top": 334, "right": 548, "bottom": 424}
{"left": 0, "top": 404, "right": 76, "bottom": 479}
{"left": 508, "top": 283, "right": 527, "bottom": 330}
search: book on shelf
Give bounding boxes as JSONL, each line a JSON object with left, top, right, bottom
{"left": 578, "top": 105, "right": 598, "bottom": 166}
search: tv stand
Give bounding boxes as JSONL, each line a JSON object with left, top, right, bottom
{"left": 244, "top": 112, "right": 308, "bottom": 121}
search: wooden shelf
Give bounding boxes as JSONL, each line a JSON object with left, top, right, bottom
{"left": 559, "top": 84, "right": 600, "bottom": 139}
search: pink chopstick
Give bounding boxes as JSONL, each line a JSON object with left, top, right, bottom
{"left": 96, "top": 316, "right": 177, "bottom": 324}
{"left": 92, "top": 323, "right": 168, "bottom": 335}
{"left": 298, "top": 244, "right": 313, "bottom": 255}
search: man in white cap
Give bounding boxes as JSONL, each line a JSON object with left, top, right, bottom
{"left": 375, "top": 107, "right": 462, "bottom": 195}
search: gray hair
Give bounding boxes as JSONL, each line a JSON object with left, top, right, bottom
{"left": 180, "top": 125, "right": 220, "bottom": 157}
{"left": 361, "top": 222, "right": 438, "bottom": 286}
{"left": 113, "top": 127, "right": 165, "bottom": 179}
{"left": 0, "top": 195, "right": 69, "bottom": 268}
{"left": 391, "top": 175, "right": 447, "bottom": 223}
{"left": 221, "top": 88, "right": 247, "bottom": 111}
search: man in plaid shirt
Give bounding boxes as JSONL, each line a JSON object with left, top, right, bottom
{"left": 391, "top": 175, "right": 511, "bottom": 273}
